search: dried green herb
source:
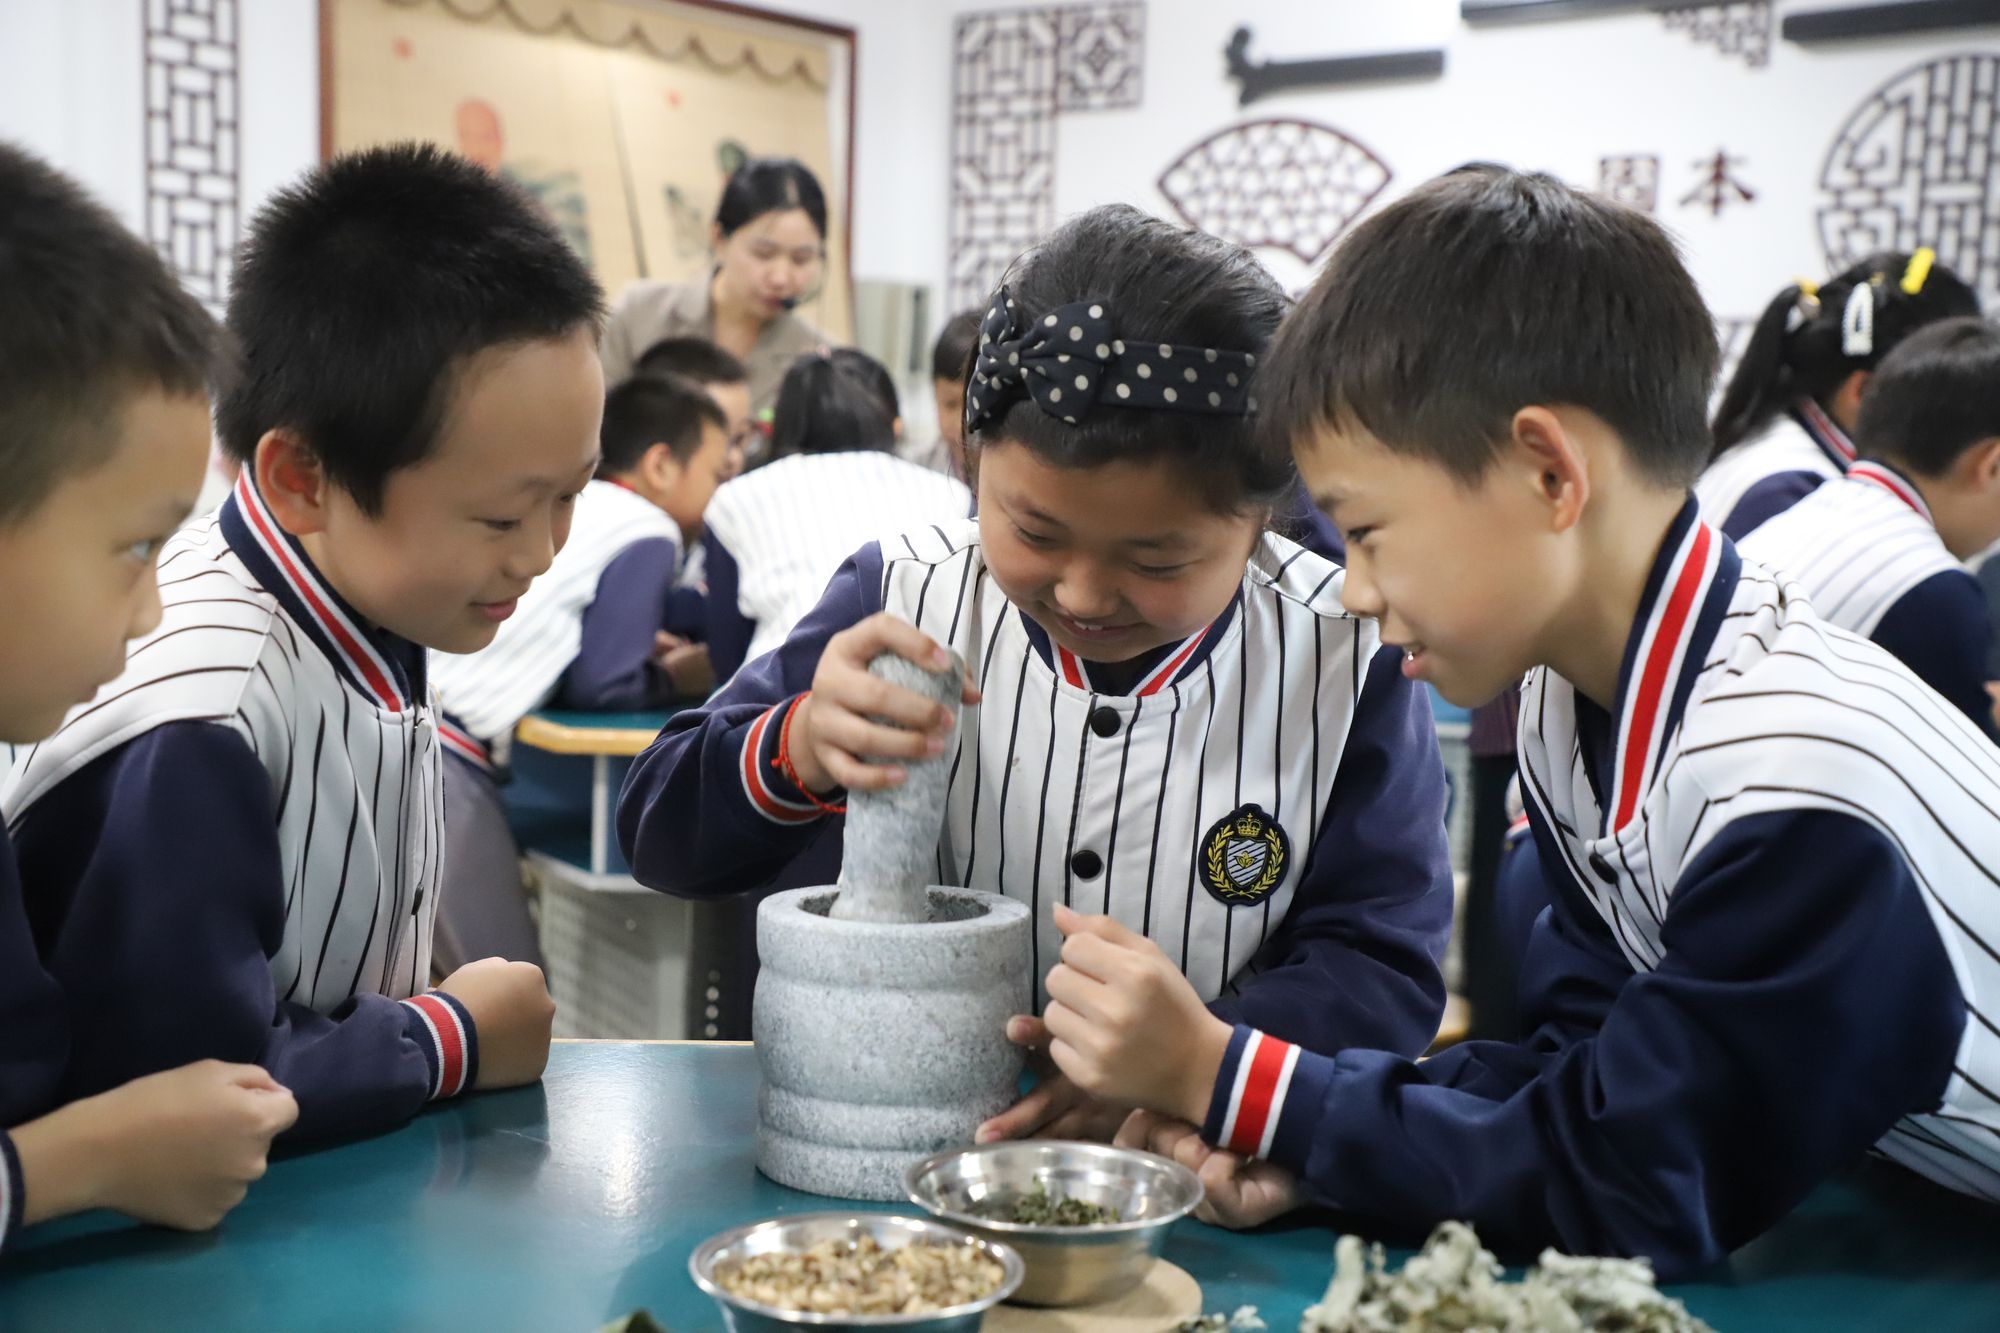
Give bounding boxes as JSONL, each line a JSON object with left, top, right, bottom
{"left": 1008, "top": 1179, "right": 1122, "bottom": 1226}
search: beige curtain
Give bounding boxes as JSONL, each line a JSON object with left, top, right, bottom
{"left": 330, "top": 0, "right": 852, "bottom": 339}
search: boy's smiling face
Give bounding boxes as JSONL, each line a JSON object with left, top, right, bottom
{"left": 264, "top": 329, "right": 605, "bottom": 655}
{"left": 0, "top": 389, "right": 210, "bottom": 741}
{"left": 1296, "top": 421, "right": 1563, "bottom": 708}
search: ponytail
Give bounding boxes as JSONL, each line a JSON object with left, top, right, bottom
{"left": 1710, "top": 283, "right": 1805, "bottom": 456}
{"left": 1710, "top": 250, "right": 1981, "bottom": 460}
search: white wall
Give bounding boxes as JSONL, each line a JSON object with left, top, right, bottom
{"left": 951, "top": 0, "right": 2000, "bottom": 329}
{"left": 0, "top": 0, "right": 320, "bottom": 248}
{"left": 754, "top": 0, "right": 952, "bottom": 291}
{"left": 7, "top": 1, "right": 1995, "bottom": 342}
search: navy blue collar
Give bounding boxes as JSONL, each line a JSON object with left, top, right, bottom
{"left": 1018, "top": 592, "right": 1240, "bottom": 697}
{"left": 219, "top": 471, "right": 426, "bottom": 711}
{"left": 1574, "top": 498, "right": 1739, "bottom": 835}
{"left": 1787, "top": 396, "right": 1858, "bottom": 473}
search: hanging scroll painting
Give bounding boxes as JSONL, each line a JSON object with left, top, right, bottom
{"left": 324, "top": 0, "right": 855, "bottom": 340}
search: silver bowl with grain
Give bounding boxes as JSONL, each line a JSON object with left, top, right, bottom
{"left": 903, "top": 1141, "right": 1204, "bottom": 1307}
{"left": 690, "top": 1212, "right": 1024, "bottom": 1332}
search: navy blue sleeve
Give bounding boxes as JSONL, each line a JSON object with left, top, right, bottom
{"left": 1491, "top": 823, "right": 1554, "bottom": 971}
{"left": 663, "top": 585, "right": 708, "bottom": 641}
{"left": 704, "top": 530, "right": 755, "bottom": 682}
{"left": 0, "top": 830, "right": 64, "bottom": 1133}
{"left": 9, "top": 723, "right": 480, "bottom": 1146}
{"left": 1208, "top": 645, "right": 1451, "bottom": 1059}
{"left": 1978, "top": 556, "right": 2000, "bottom": 681}
{"left": 618, "top": 542, "right": 885, "bottom": 896}
{"left": 1720, "top": 470, "right": 1826, "bottom": 541}
{"left": 556, "top": 537, "right": 678, "bottom": 712}
{"left": 1201, "top": 807, "right": 1963, "bottom": 1279}
{"left": 1871, "top": 568, "right": 1996, "bottom": 737}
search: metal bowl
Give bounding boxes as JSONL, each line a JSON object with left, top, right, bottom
{"left": 690, "top": 1212, "right": 1025, "bottom": 1333}
{"left": 903, "top": 1141, "right": 1204, "bottom": 1307}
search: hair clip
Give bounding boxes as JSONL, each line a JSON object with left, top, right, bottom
{"left": 1841, "top": 281, "right": 1875, "bottom": 358}
{"left": 1900, "top": 247, "right": 1936, "bottom": 296}
{"left": 1788, "top": 280, "right": 1822, "bottom": 332}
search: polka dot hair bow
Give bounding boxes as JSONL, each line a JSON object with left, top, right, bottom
{"left": 964, "top": 286, "right": 1257, "bottom": 434}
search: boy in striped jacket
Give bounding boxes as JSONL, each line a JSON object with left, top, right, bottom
{"left": 1739, "top": 317, "right": 2000, "bottom": 733}
{"left": 0, "top": 142, "right": 298, "bottom": 1253}
{"left": 4, "top": 145, "right": 584, "bottom": 1144}
{"left": 428, "top": 372, "right": 729, "bottom": 969}
{"left": 1052, "top": 166, "right": 2000, "bottom": 1278}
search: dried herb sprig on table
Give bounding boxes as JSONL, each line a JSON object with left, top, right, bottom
{"left": 1300, "top": 1222, "right": 1714, "bottom": 1333}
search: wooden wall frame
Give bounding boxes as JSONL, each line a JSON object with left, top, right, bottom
{"left": 316, "top": 0, "right": 858, "bottom": 299}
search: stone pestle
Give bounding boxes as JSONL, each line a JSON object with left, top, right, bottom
{"left": 829, "top": 650, "right": 964, "bottom": 924}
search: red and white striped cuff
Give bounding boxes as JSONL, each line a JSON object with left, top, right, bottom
{"left": 400, "top": 991, "right": 478, "bottom": 1101}
{"left": 740, "top": 697, "right": 826, "bottom": 825}
{"left": 1214, "top": 1029, "right": 1302, "bottom": 1159}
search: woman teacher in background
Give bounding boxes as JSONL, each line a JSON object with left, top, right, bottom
{"left": 602, "top": 157, "right": 828, "bottom": 426}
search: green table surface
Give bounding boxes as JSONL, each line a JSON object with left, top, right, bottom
{"left": 4, "top": 1043, "right": 1997, "bottom": 1331}
{"left": 526, "top": 710, "right": 679, "bottom": 734}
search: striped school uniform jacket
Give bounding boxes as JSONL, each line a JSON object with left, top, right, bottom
{"left": 1695, "top": 397, "right": 1854, "bottom": 540}
{"left": 619, "top": 519, "right": 1456, "bottom": 1061}
{"left": 1197, "top": 499, "right": 2000, "bottom": 1278}
{"left": 1740, "top": 460, "right": 1992, "bottom": 728}
{"left": 700, "top": 451, "right": 972, "bottom": 679}
{"left": 431, "top": 478, "right": 683, "bottom": 746}
{"left": 2, "top": 471, "right": 477, "bottom": 1143}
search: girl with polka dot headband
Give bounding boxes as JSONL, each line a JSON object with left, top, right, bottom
{"left": 620, "top": 202, "right": 1454, "bottom": 1154}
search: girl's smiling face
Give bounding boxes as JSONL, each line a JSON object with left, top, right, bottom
{"left": 976, "top": 439, "right": 1263, "bottom": 663}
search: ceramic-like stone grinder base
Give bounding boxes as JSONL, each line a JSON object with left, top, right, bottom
{"left": 753, "top": 886, "right": 1031, "bottom": 1201}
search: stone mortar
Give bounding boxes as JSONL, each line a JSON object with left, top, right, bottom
{"left": 754, "top": 887, "right": 1030, "bottom": 1199}
{"left": 754, "top": 648, "right": 1028, "bottom": 1199}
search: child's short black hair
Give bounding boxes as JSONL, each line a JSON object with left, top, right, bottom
{"left": 635, "top": 336, "right": 747, "bottom": 387}
{"left": 0, "top": 141, "right": 223, "bottom": 525}
{"left": 215, "top": 142, "right": 604, "bottom": 514}
{"left": 1856, "top": 317, "right": 2000, "bottom": 478}
{"left": 715, "top": 158, "right": 827, "bottom": 240}
{"left": 1712, "top": 249, "right": 1976, "bottom": 456}
{"left": 1262, "top": 164, "right": 1718, "bottom": 490}
{"left": 931, "top": 311, "right": 981, "bottom": 384}
{"left": 969, "top": 204, "right": 1292, "bottom": 514}
{"left": 1713, "top": 251, "right": 1979, "bottom": 456}
{"left": 769, "top": 347, "right": 899, "bottom": 459}
{"left": 599, "top": 373, "right": 728, "bottom": 477}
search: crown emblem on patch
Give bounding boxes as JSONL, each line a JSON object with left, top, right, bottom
{"left": 1198, "top": 803, "right": 1289, "bottom": 907}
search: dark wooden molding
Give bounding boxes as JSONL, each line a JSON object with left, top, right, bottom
{"left": 1460, "top": 0, "right": 1670, "bottom": 23}
{"left": 1782, "top": 0, "right": 2000, "bottom": 44}
{"left": 1225, "top": 27, "right": 1443, "bottom": 105}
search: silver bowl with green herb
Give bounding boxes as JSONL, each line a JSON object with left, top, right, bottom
{"left": 903, "top": 1141, "right": 1203, "bottom": 1307}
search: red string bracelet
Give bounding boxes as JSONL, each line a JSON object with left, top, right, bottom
{"left": 773, "top": 692, "right": 847, "bottom": 815}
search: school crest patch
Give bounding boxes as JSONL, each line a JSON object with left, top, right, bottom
{"left": 1198, "top": 804, "right": 1289, "bottom": 907}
